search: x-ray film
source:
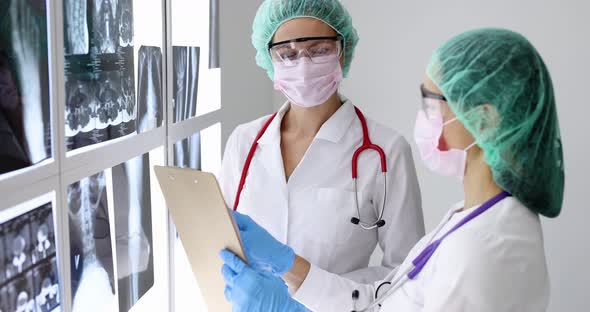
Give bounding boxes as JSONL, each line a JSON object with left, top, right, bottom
{"left": 173, "top": 132, "right": 201, "bottom": 169}
{"left": 0, "top": 198, "right": 60, "bottom": 312}
{"left": 64, "top": 0, "right": 89, "bottom": 55}
{"left": 68, "top": 172, "right": 116, "bottom": 311}
{"left": 173, "top": 46, "right": 200, "bottom": 123}
{"left": 7, "top": 272, "right": 35, "bottom": 312}
{"left": 112, "top": 153, "right": 154, "bottom": 311}
{"left": 33, "top": 258, "right": 59, "bottom": 312}
{"left": 0, "top": 0, "right": 52, "bottom": 175}
{"left": 137, "top": 46, "right": 163, "bottom": 133}
{"left": 64, "top": 0, "right": 136, "bottom": 151}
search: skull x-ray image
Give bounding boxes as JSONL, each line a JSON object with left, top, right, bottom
{"left": 174, "top": 132, "right": 201, "bottom": 169}
{"left": 64, "top": 0, "right": 89, "bottom": 55}
{"left": 0, "top": 0, "right": 51, "bottom": 175}
{"left": 4, "top": 217, "right": 33, "bottom": 279}
{"left": 173, "top": 46, "right": 200, "bottom": 123}
{"left": 0, "top": 202, "right": 60, "bottom": 312}
{"left": 33, "top": 258, "right": 59, "bottom": 312}
{"left": 30, "top": 207, "right": 56, "bottom": 265}
{"left": 68, "top": 172, "right": 116, "bottom": 312}
{"left": 113, "top": 153, "right": 154, "bottom": 311}
{"left": 137, "top": 46, "right": 163, "bottom": 133}
{"left": 7, "top": 272, "right": 35, "bottom": 312}
{"left": 64, "top": 0, "right": 135, "bottom": 151}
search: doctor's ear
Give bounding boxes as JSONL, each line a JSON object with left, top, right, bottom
{"left": 472, "top": 104, "right": 500, "bottom": 140}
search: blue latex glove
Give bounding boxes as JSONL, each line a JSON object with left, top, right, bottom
{"left": 220, "top": 250, "right": 307, "bottom": 312}
{"left": 232, "top": 210, "right": 295, "bottom": 276}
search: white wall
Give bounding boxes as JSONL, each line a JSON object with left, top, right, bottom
{"left": 220, "top": 0, "right": 588, "bottom": 310}
{"left": 220, "top": 0, "right": 274, "bottom": 145}
{"left": 338, "top": 0, "right": 589, "bottom": 311}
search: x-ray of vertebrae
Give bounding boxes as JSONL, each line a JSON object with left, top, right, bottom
{"left": 137, "top": 46, "right": 163, "bottom": 133}
{"left": 64, "top": 0, "right": 136, "bottom": 151}
{"left": 0, "top": 202, "right": 60, "bottom": 312}
{"left": 68, "top": 172, "right": 116, "bottom": 312}
{"left": 64, "top": 0, "right": 134, "bottom": 56}
{"left": 64, "top": 0, "right": 89, "bottom": 55}
{"left": 173, "top": 46, "right": 200, "bottom": 123}
{"left": 113, "top": 153, "right": 154, "bottom": 311}
{"left": 174, "top": 132, "right": 201, "bottom": 169}
{"left": 94, "top": 0, "right": 118, "bottom": 54}
{"left": 0, "top": 0, "right": 52, "bottom": 175}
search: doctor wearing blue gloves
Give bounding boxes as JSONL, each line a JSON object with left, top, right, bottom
{"left": 221, "top": 28, "right": 564, "bottom": 311}
{"left": 218, "top": 0, "right": 425, "bottom": 298}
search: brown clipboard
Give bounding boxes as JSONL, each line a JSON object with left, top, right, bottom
{"left": 154, "top": 166, "right": 247, "bottom": 311}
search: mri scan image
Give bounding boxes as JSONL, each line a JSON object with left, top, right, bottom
{"left": 174, "top": 132, "right": 201, "bottom": 169}
{"left": 137, "top": 46, "right": 163, "bottom": 133}
{"left": 68, "top": 172, "right": 116, "bottom": 312}
{"left": 64, "top": 0, "right": 136, "bottom": 151}
{"left": 65, "top": 75, "right": 96, "bottom": 136}
{"left": 64, "top": 0, "right": 89, "bottom": 55}
{"left": 30, "top": 207, "right": 56, "bottom": 265}
{"left": 95, "top": 71, "right": 123, "bottom": 128}
{"left": 113, "top": 153, "right": 154, "bottom": 311}
{"left": 173, "top": 46, "right": 200, "bottom": 123}
{"left": 118, "top": 0, "right": 134, "bottom": 48}
{"left": 7, "top": 272, "right": 35, "bottom": 312}
{"left": 93, "top": 0, "right": 118, "bottom": 54}
{"left": 0, "top": 0, "right": 52, "bottom": 175}
{"left": 0, "top": 201, "right": 60, "bottom": 312}
{"left": 33, "top": 258, "right": 59, "bottom": 312}
{"left": 4, "top": 217, "right": 33, "bottom": 280}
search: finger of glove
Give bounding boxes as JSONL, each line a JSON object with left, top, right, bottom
{"left": 221, "top": 264, "right": 238, "bottom": 286}
{"left": 224, "top": 284, "right": 233, "bottom": 302}
{"left": 220, "top": 249, "right": 247, "bottom": 273}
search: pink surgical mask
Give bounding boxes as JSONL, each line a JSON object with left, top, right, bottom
{"left": 273, "top": 54, "right": 343, "bottom": 108}
{"left": 413, "top": 110, "right": 476, "bottom": 180}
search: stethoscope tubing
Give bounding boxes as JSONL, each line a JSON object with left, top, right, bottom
{"left": 234, "top": 106, "right": 389, "bottom": 229}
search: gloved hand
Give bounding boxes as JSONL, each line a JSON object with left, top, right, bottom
{"left": 220, "top": 250, "right": 307, "bottom": 312}
{"left": 231, "top": 210, "right": 295, "bottom": 276}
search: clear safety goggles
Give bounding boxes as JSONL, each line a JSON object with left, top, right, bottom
{"left": 268, "top": 35, "right": 344, "bottom": 67}
{"left": 420, "top": 84, "right": 449, "bottom": 119}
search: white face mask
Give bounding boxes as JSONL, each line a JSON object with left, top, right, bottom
{"left": 414, "top": 111, "right": 476, "bottom": 180}
{"left": 272, "top": 54, "right": 343, "bottom": 108}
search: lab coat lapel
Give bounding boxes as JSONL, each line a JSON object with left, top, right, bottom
{"left": 287, "top": 99, "right": 356, "bottom": 190}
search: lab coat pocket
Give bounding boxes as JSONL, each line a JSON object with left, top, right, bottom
{"left": 308, "top": 187, "right": 372, "bottom": 245}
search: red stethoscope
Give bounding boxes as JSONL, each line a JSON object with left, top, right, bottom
{"left": 232, "top": 106, "right": 389, "bottom": 230}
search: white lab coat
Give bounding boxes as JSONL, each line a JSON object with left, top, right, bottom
{"left": 219, "top": 97, "right": 425, "bottom": 284}
{"left": 293, "top": 196, "right": 550, "bottom": 312}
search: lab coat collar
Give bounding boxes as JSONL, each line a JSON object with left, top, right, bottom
{"left": 257, "top": 95, "right": 356, "bottom": 145}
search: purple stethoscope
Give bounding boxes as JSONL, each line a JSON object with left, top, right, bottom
{"left": 352, "top": 191, "right": 511, "bottom": 311}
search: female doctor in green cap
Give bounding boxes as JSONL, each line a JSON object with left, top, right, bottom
{"left": 218, "top": 0, "right": 425, "bottom": 293}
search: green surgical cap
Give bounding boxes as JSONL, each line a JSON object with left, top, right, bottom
{"left": 252, "top": 0, "right": 359, "bottom": 80}
{"left": 427, "top": 28, "right": 564, "bottom": 218}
